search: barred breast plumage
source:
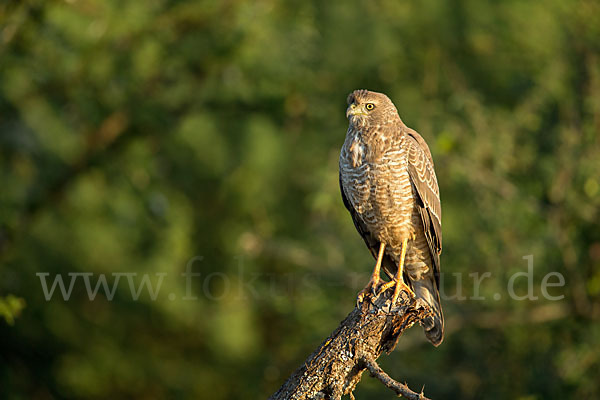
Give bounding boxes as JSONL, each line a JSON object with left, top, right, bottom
{"left": 340, "top": 125, "right": 414, "bottom": 259}
{"left": 339, "top": 89, "right": 444, "bottom": 346}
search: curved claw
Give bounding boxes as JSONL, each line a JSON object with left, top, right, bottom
{"left": 356, "top": 292, "right": 365, "bottom": 308}
{"left": 391, "top": 281, "right": 415, "bottom": 304}
{"left": 356, "top": 277, "right": 380, "bottom": 306}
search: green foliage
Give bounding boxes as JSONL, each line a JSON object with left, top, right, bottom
{"left": 1, "top": 0, "right": 599, "bottom": 398}
{"left": 0, "top": 295, "right": 25, "bottom": 325}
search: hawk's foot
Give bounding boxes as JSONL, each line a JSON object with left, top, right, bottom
{"left": 392, "top": 280, "right": 415, "bottom": 304}
{"left": 356, "top": 275, "right": 381, "bottom": 307}
{"left": 379, "top": 279, "right": 415, "bottom": 304}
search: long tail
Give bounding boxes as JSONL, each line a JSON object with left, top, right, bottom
{"left": 411, "top": 277, "right": 444, "bottom": 346}
{"left": 381, "top": 256, "right": 444, "bottom": 346}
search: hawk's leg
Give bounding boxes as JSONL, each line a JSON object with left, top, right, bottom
{"left": 380, "top": 237, "right": 416, "bottom": 304}
{"left": 357, "top": 242, "right": 386, "bottom": 305}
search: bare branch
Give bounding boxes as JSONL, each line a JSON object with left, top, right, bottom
{"left": 269, "top": 287, "right": 434, "bottom": 399}
{"left": 362, "top": 356, "right": 431, "bottom": 400}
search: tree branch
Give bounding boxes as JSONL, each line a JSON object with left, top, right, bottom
{"left": 362, "top": 356, "right": 430, "bottom": 400}
{"left": 269, "top": 287, "right": 434, "bottom": 400}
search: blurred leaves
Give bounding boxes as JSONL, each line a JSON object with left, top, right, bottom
{"left": 0, "top": 295, "right": 25, "bottom": 325}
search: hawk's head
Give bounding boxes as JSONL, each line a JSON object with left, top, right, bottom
{"left": 346, "top": 89, "right": 399, "bottom": 128}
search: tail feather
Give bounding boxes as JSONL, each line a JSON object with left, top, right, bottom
{"left": 411, "top": 278, "right": 444, "bottom": 346}
{"left": 381, "top": 256, "right": 444, "bottom": 346}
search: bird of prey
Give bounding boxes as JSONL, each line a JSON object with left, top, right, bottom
{"left": 339, "top": 89, "right": 444, "bottom": 346}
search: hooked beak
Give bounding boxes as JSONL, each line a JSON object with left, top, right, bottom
{"left": 346, "top": 103, "right": 366, "bottom": 119}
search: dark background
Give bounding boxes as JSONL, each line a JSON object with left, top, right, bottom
{"left": 1, "top": 0, "right": 599, "bottom": 398}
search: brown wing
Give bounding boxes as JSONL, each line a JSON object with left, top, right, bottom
{"left": 405, "top": 128, "right": 442, "bottom": 284}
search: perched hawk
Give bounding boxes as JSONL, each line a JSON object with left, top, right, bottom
{"left": 339, "top": 89, "right": 444, "bottom": 346}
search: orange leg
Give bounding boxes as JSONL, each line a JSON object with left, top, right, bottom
{"left": 357, "top": 242, "right": 386, "bottom": 305}
{"left": 380, "top": 238, "right": 415, "bottom": 303}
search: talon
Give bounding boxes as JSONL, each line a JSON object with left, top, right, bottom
{"left": 356, "top": 290, "right": 367, "bottom": 307}
{"left": 356, "top": 293, "right": 364, "bottom": 307}
{"left": 392, "top": 281, "right": 415, "bottom": 305}
{"left": 379, "top": 279, "right": 395, "bottom": 293}
{"left": 356, "top": 275, "right": 380, "bottom": 306}
{"left": 356, "top": 242, "right": 386, "bottom": 306}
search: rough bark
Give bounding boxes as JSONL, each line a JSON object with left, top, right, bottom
{"left": 269, "top": 288, "right": 433, "bottom": 400}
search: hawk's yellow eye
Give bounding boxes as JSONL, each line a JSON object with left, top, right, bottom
{"left": 365, "top": 103, "right": 375, "bottom": 111}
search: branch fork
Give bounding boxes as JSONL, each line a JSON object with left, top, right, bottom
{"left": 269, "top": 287, "right": 434, "bottom": 400}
